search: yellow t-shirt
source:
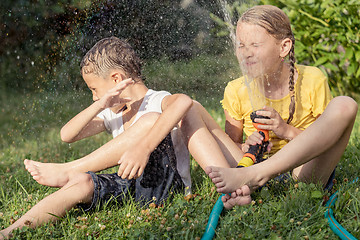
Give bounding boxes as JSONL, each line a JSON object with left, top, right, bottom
{"left": 221, "top": 65, "right": 333, "bottom": 155}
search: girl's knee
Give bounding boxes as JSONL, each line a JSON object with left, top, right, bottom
{"left": 191, "top": 100, "right": 204, "bottom": 112}
{"left": 178, "top": 100, "right": 198, "bottom": 127}
{"left": 329, "top": 96, "right": 358, "bottom": 121}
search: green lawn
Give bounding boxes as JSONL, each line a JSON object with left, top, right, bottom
{"left": 1, "top": 54, "right": 359, "bottom": 239}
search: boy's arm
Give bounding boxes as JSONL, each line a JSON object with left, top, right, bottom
{"left": 61, "top": 79, "right": 133, "bottom": 143}
{"left": 145, "top": 93, "right": 193, "bottom": 151}
{"left": 60, "top": 102, "right": 106, "bottom": 143}
{"left": 117, "top": 93, "right": 193, "bottom": 179}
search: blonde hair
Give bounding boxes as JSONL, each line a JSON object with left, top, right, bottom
{"left": 240, "top": 5, "right": 296, "bottom": 124}
{"left": 81, "top": 37, "right": 143, "bottom": 80}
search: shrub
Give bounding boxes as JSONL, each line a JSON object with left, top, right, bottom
{"left": 210, "top": 0, "right": 360, "bottom": 96}
{"left": 265, "top": 0, "right": 360, "bottom": 96}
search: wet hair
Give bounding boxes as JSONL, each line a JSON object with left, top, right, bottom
{"left": 81, "top": 36, "right": 143, "bottom": 81}
{"left": 240, "top": 5, "right": 296, "bottom": 124}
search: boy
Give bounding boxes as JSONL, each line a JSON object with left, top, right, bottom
{"left": 1, "top": 37, "right": 195, "bottom": 238}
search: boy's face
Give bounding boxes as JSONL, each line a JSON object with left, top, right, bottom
{"left": 82, "top": 72, "right": 116, "bottom": 102}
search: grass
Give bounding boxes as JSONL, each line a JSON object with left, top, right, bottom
{"left": 0, "top": 53, "right": 360, "bottom": 239}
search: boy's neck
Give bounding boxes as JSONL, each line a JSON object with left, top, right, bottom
{"left": 123, "top": 81, "right": 148, "bottom": 108}
{"left": 110, "top": 81, "right": 148, "bottom": 114}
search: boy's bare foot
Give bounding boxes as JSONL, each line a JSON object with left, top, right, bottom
{"left": 24, "top": 159, "right": 72, "bottom": 188}
{"left": 205, "top": 166, "right": 251, "bottom": 193}
{"left": 222, "top": 186, "right": 252, "bottom": 209}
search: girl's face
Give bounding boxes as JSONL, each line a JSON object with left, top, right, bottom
{"left": 83, "top": 72, "right": 116, "bottom": 102}
{"left": 236, "top": 22, "right": 282, "bottom": 79}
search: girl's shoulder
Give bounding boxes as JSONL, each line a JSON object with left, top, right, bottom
{"left": 228, "top": 76, "right": 245, "bottom": 85}
{"left": 226, "top": 77, "right": 249, "bottom": 91}
{"left": 297, "top": 64, "right": 328, "bottom": 86}
{"left": 297, "top": 65, "right": 327, "bottom": 80}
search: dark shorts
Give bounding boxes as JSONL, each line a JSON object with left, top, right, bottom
{"left": 324, "top": 168, "right": 336, "bottom": 191}
{"left": 78, "top": 134, "right": 184, "bottom": 211}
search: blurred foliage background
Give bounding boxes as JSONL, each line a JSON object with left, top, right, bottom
{"left": 209, "top": 0, "right": 360, "bottom": 97}
{"left": 0, "top": 0, "right": 228, "bottom": 92}
{"left": 0, "top": 0, "right": 359, "bottom": 97}
{"left": 0, "top": 2, "right": 359, "bottom": 238}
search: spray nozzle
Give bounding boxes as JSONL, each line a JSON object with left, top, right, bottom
{"left": 250, "top": 110, "right": 270, "bottom": 123}
{"left": 237, "top": 110, "right": 271, "bottom": 168}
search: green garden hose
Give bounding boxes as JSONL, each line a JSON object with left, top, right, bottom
{"left": 325, "top": 178, "right": 358, "bottom": 240}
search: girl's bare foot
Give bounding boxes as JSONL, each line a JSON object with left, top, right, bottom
{"left": 24, "top": 159, "right": 72, "bottom": 188}
{"left": 206, "top": 164, "right": 267, "bottom": 194}
{"left": 206, "top": 166, "right": 252, "bottom": 193}
{"left": 222, "top": 186, "right": 252, "bottom": 209}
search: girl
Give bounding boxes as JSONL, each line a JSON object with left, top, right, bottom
{"left": 206, "top": 5, "right": 358, "bottom": 208}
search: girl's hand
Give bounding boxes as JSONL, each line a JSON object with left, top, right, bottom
{"left": 254, "top": 106, "right": 290, "bottom": 140}
{"left": 97, "top": 78, "right": 133, "bottom": 109}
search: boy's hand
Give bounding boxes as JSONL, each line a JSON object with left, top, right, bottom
{"left": 117, "top": 144, "right": 151, "bottom": 179}
{"left": 243, "top": 131, "right": 273, "bottom": 153}
{"left": 97, "top": 78, "right": 133, "bottom": 109}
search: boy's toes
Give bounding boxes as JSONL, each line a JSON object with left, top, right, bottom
{"left": 239, "top": 185, "right": 251, "bottom": 195}
{"left": 32, "top": 175, "right": 41, "bottom": 182}
{"left": 25, "top": 166, "right": 36, "bottom": 175}
{"left": 24, "top": 159, "right": 30, "bottom": 168}
{"left": 222, "top": 198, "right": 237, "bottom": 209}
{"left": 216, "top": 186, "right": 228, "bottom": 194}
{"left": 223, "top": 202, "right": 235, "bottom": 209}
{"left": 24, "top": 159, "right": 35, "bottom": 169}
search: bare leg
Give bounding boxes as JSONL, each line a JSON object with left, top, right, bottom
{"left": 180, "top": 101, "right": 244, "bottom": 169}
{"left": 207, "top": 96, "right": 358, "bottom": 193}
{"left": 0, "top": 173, "right": 94, "bottom": 239}
{"left": 24, "top": 113, "right": 160, "bottom": 188}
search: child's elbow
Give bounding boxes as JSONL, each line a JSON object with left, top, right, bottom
{"left": 60, "top": 129, "right": 74, "bottom": 143}
{"left": 60, "top": 135, "right": 72, "bottom": 143}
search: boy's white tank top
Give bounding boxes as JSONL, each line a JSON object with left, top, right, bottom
{"left": 97, "top": 89, "right": 192, "bottom": 194}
